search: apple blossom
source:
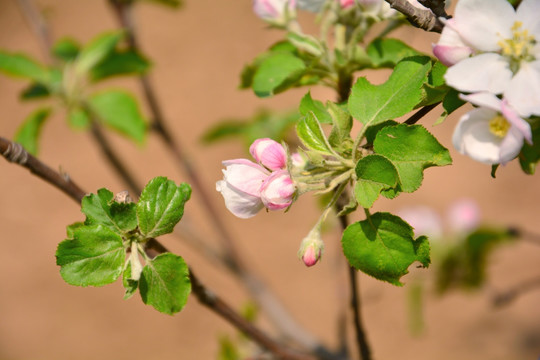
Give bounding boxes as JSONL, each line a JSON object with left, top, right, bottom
{"left": 447, "top": 198, "right": 480, "bottom": 234}
{"left": 452, "top": 92, "right": 532, "bottom": 165}
{"left": 260, "top": 170, "right": 296, "bottom": 210}
{"left": 216, "top": 159, "right": 269, "bottom": 219}
{"left": 434, "top": 0, "right": 540, "bottom": 117}
{"left": 339, "top": 0, "right": 355, "bottom": 9}
{"left": 297, "top": 227, "right": 324, "bottom": 267}
{"left": 253, "top": 0, "right": 296, "bottom": 23}
{"left": 397, "top": 206, "right": 443, "bottom": 239}
{"left": 249, "top": 138, "right": 287, "bottom": 171}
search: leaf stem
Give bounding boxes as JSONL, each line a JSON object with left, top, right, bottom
{"left": 404, "top": 102, "right": 441, "bottom": 125}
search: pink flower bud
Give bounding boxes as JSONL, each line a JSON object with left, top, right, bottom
{"left": 216, "top": 159, "right": 269, "bottom": 219}
{"left": 297, "top": 228, "right": 324, "bottom": 267}
{"left": 339, "top": 0, "right": 355, "bottom": 9}
{"left": 250, "top": 138, "right": 287, "bottom": 171}
{"left": 253, "top": 0, "right": 296, "bottom": 21}
{"left": 260, "top": 170, "right": 295, "bottom": 210}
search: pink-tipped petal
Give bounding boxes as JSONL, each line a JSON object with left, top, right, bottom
{"left": 260, "top": 170, "right": 295, "bottom": 210}
{"left": 250, "top": 138, "right": 287, "bottom": 170}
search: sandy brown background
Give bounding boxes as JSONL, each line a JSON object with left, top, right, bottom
{"left": 1, "top": 1, "right": 539, "bottom": 359}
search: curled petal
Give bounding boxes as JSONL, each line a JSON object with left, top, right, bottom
{"left": 249, "top": 138, "right": 287, "bottom": 170}
{"left": 222, "top": 159, "right": 269, "bottom": 197}
{"left": 216, "top": 180, "right": 264, "bottom": 219}
{"left": 501, "top": 99, "right": 533, "bottom": 145}
{"left": 433, "top": 19, "right": 474, "bottom": 66}
{"left": 260, "top": 170, "right": 295, "bottom": 210}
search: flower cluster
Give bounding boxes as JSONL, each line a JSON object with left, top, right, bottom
{"left": 216, "top": 138, "right": 296, "bottom": 219}
{"left": 433, "top": 0, "right": 539, "bottom": 165}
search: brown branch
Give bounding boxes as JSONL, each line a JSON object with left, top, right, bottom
{"left": 384, "top": 0, "right": 444, "bottom": 33}
{"left": 492, "top": 275, "right": 540, "bottom": 307}
{"left": 0, "top": 136, "right": 317, "bottom": 360}
{"left": 338, "top": 214, "right": 372, "bottom": 360}
{"left": 404, "top": 102, "right": 441, "bottom": 125}
{"left": 417, "top": 0, "right": 449, "bottom": 19}
{"left": 15, "top": 0, "right": 54, "bottom": 63}
{"left": 0, "top": 137, "right": 86, "bottom": 203}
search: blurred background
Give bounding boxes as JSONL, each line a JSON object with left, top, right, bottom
{"left": 0, "top": 1, "right": 539, "bottom": 359}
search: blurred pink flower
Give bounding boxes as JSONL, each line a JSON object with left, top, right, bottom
{"left": 447, "top": 198, "right": 480, "bottom": 234}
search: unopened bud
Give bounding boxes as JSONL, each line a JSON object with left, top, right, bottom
{"left": 297, "top": 227, "right": 324, "bottom": 267}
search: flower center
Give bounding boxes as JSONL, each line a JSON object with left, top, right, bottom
{"left": 489, "top": 115, "right": 510, "bottom": 138}
{"left": 498, "top": 21, "right": 536, "bottom": 72}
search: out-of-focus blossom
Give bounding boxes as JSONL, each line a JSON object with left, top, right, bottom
{"left": 397, "top": 206, "right": 443, "bottom": 239}
{"left": 357, "top": 0, "right": 396, "bottom": 18}
{"left": 253, "top": 0, "right": 296, "bottom": 23}
{"left": 260, "top": 170, "right": 296, "bottom": 210}
{"left": 452, "top": 92, "right": 532, "bottom": 165}
{"left": 297, "top": 0, "right": 326, "bottom": 12}
{"left": 297, "top": 227, "right": 324, "bottom": 267}
{"left": 447, "top": 198, "right": 480, "bottom": 234}
{"left": 291, "top": 152, "right": 307, "bottom": 169}
{"left": 434, "top": 0, "right": 540, "bottom": 117}
{"left": 216, "top": 159, "right": 269, "bottom": 219}
{"left": 250, "top": 138, "right": 287, "bottom": 171}
{"left": 339, "top": 0, "right": 356, "bottom": 9}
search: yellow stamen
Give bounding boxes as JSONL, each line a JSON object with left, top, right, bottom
{"left": 489, "top": 115, "right": 510, "bottom": 138}
{"left": 497, "top": 21, "right": 536, "bottom": 72}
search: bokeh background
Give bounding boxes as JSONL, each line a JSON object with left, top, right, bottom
{"left": 1, "top": 1, "right": 539, "bottom": 359}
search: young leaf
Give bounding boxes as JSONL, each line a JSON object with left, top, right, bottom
{"left": 366, "top": 38, "right": 422, "bottom": 69}
{"left": 76, "top": 31, "right": 123, "bottom": 73}
{"left": 139, "top": 253, "right": 191, "bottom": 315}
{"left": 354, "top": 155, "right": 399, "bottom": 208}
{"left": 0, "top": 51, "right": 51, "bottom": 83}
{"left": 90, "top": 50, "right": 150, "bottom": 81}
{"left": 68, "top": 107, "right": 91, "bottom": 129}
{"left": 342, "top": 212, "right": 430, "bottom": 286}
{"left": 296, "top": 111, "right": 333, "bottom": 154}
{"left": 20, "top": 83, "right": 51, "bottom": 100}
{"left": 56, "top": 225, "right": 125, "bottom": 287}
{"left": 88, "top": 90, "right": 147, "bottom": 144}
{"left": 299, "top": 92, "right": 332, "bottom": 124}
{"left": 82, "top": 188, "right": 137, "bottom": 234}
{"left": 327, "top": 101, "right": 352, "bottom": 146}
{"left": 374, "top": 124, "right": 452, "bottom": 192}
{"left": 437, "top": 89, "right": 466, "bottom": 125}
{"left": 417, "top": 61, "right": 449, "bottom": 107}
{"left": 348, "top": 56, "right": 431, "bottom": 126}
{"left": 287, "top": 32, "right": 323, "bottom": 57}
{"left": 14, "top": 108, "right": 52, "bottom": 155}
{"left": 137, "top": 177, "right": 192, "bottom": 238}
{"left": 52, "top": 38, "right": 81, "bottom": 62}
{"left": 122, "top": 262, "right": 139, "bottom": 300}
{"left": 252, "top": 52, "right": 306, "bottom": 97}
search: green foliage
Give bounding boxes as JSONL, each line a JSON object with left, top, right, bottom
{"left": 137, "top": 176, "right": 192, "bottom": 238}
{"left": 366, "top": 38, "right": 422, "bottom": 69}
{"left": 76, "top": 31, "right": 124, "bottom": 73}
{"left": 20, "top": 83, "right": 51, "bottom": 100}
{"left": 89, "top": 90, "right": 148, "bottom": 144}
{"left": 342, "top": 212, "right": 430, "bottom": 286}
{"left": 139, "top": 253, "right": 191, "bottom": 315}
{"left": 373, "top": 124, "right": 452, "bottom": 193}
{"left": 435, "top": 228, "right": 516, "bottom": 294}
{"left": 296, "top": 111, "right": 333, "bottom": 155}
{"left": 91, "top": 50, "right": 150, "bottom": 81}
{"left": 252, "top": 52, "right": 307, "bottom": 97}
{"left": 56, "top": 225, "right": 125, "bottom": 287}
{"left": 354, "top": 155, "right": 399, "bottom": 208}
{"left": 14, "top": 108, "right": 51, "bottom": 155}
{"left": 0, "top": 51, "right": 51, "bottom": 84}
{"left": 327, "top": 101, "right": 352, "bottom": 148}
{"left": 57, "top": 177, "right": 192, "bottom": 315}
{"left": 299, "top": 92, "right": 332, "bottom": 124}
{"left": 68, "top": 107, "right": 91, "bottom": 129}
{"left": 436, "top": 89, "right": 466, "bottom": 125}
{"left": 201, "top": 110, "right": 299, "bottom": 148}
{"left": 348, "top": 56, "right": 431, "bottom": 126}
{"left": 139, "top": 0, "right": 183, "bottom": 7}
{"left": 519, "top": 120, "right": 540, "bottom": 174}
{"left": 417, "top": 60, "right": 449, "bottom": 107}
{"left": 52, "top": 38, "right": 81, "bottom": 62}
{"left": 287, "top": 32, "right": 323, "bottom": 57}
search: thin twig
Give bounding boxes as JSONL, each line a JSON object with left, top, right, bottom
{"left": 338, "top": 214, "right": 372, "bottom": 360}
{"left": 15, "top": 0, "right": 54, "bottom": 63}
{"left": 0, "top": 137, "right": 86, "bottom": 202}
{"left": 384, "top": 0, "right": 444, "bottom": 33}
{"left": 107, "top": 0, "right": 330, "bottom": 353}
{"left": 404, "top": 102, "right": 441, "bottom": 125}
{"left": 417, "top": 0, "right": 449, "bottom": 19}
{"left": 0, "top": 136, "right": 317, "bottom": 360}
{"left": 492, "top": 275, "right": 540, "bottom": 308}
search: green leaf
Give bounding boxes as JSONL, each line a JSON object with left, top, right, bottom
{"left": 0, "top": 51, "right": 51, "bottom": 83}
{"left": 122, "top": 262, "right": 139, "bottom": 300}
{"left": 364, "top": 120, "right": 398, "bottom": 145}
{"left": 139, "top": 253, "right": 191, "bottom": 315}
{"left": 140, "top": 0, "right": 183, "bottom": 7}
{"left": 328, "top": 101, "right": 352, "bottom": 147}
{"left": 20, "top": 83, "right": 51, "bottom": 100}
{"left": 88, "top": 90, "right": 147, "bottom": 144}
{"left": 418, "top": 61, "right": 449, "bottom": 107}
{"left": 52, "top": 38, "right": 80, "bottom": 62}
{"left": 252, "top": 52, "right": 306, "bottom": 97}
{"left": 137, "top": 177, "right": 191, "bottom": 238}
{"left": 81, "top": 188, "right": 137, "bottom": 234}
{"left": 299, "top": 92, "right": 332, "bottom": 124}
{"left": 76, "top": 31, "right": 123, "bottom": 73}
{"left": 436, "top": 89, "right": 466, "bottom": 125}
{"left": 56, "top": 225, "right": 125, "bottom": 287}
{"left": 66, "top": 222, "right": 85, "bottom": 238}
{"left": 68, "top": 107, "right": 91, "bottom": 129}
{"left": 373, "top": 124, "right": 452, "bottom": 192}
{"left": 354, "top": 155, "right": 399, "bottom": 208}
{"left": 342, "top": 212, "right": 430, "bottom": 286}
{"left": 519, "top": 122, "right": 540, "bottom": 174}
{"left": 366, "top": 38, "right": 422, "bottom": 69}
{"left": 296, "top": 111, "right": 333, "bottom": 154}
{"left": 90, "top": 50, "right": 150, "bottom": 81}
{"left": 348, "top": 56, "right": 431, "bottom": 126}
{"left": 14, "top": 108, "right": 51, "bottom": 155}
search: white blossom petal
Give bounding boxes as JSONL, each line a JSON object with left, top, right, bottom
{"left": 445, "top": 53, "right": 512, "bottom": 93}
{"left": 222, "top": 159, "right": 269, "bottom": 196}
{"left": 501, "top": 99, "right": 533, "bottom": 144}
{"left": 516, "top": 0, "right": 540, "bottom": 36}
{"left": 216, "top": 180, "right": 264, "bottom": 219}
{"left": 504, "top": 60, "right": 540, "bottom": 117}
{"left": 498, "top": 127, "right": 525, "bottom": 165}
{"left": 453, "top": 0, "right": 515, "bottom": 51}
{"left": 460, "top": 92, "right": 502, "bottom": 112}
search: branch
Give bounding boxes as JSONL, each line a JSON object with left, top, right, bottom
{"left": 404, "top": 102, "right": 441, "bottom": 125}
{"left": 384, "top": 0, "right": 444, "bottom": 33}
{"left": 15, "top": 0, "right": 54, "bottom": 63}
{"left": 492, "top": 275, "right": 540, "bottom": 307}
{"left": 338, "top": 214, "right": 372, "bottom": 360}
{"left": 0, "top": 137, "right": 86, "bottom": 203}
{"left": 0, "top": 136, "right": 317, "bottom": 360}
{"left": 417, "top": 0, "right": 449, "bottom": 19}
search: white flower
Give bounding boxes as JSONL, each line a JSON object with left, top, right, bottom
{"left": 435, "top": 0, "right": 540, "bottom": 117}
{"left": 452, "top": 92, "right": 532, "bottom": 165}
{"left": 253, "top": 0, "right": 296, "bottom": 23}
